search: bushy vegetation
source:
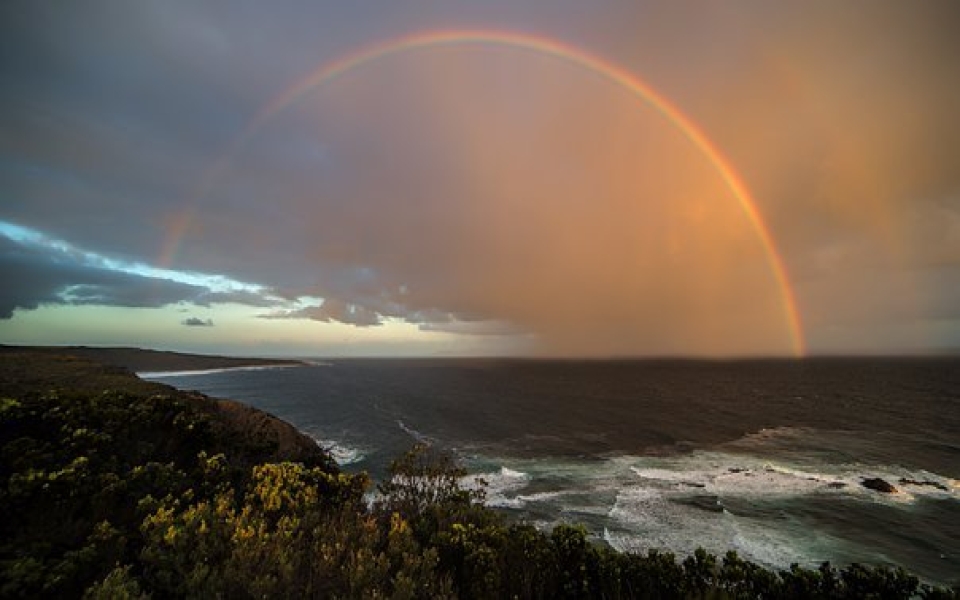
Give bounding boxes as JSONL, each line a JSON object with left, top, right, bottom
{"left": 1, "top": 355, "right": 957, "bottom": 598}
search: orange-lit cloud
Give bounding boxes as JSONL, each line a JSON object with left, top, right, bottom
{"left": 215, "top": 44, "right": 794, "bottom": 356}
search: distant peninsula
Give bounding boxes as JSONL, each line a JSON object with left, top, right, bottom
{"left": 0, "top": 344, "right": 304, "bottom": 374}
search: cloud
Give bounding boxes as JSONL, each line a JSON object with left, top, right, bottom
{"left": 195, "top": 289, "right": 284, "bottom": 308}
{"left": 0, "top": 228, "right": 283, "bottom": 318}
{"left": 264, "top": 298, "right": 382, "bottom": 327}
{"left": 3, "top": 3, "right": 960, "bottom": 354}
{"left": 0, "top": 233, "right": 208, "bottom": 318}
{"left": 182, "top": 317, "right": 214, "bottom": 327}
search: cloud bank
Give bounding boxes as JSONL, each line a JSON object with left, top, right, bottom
{"left": 0, "top": 227, "right": 279, "bottom": 320}
{"left": 0, "top": 234, "right": 208, "bottom": 318}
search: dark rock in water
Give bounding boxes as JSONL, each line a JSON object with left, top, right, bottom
{"left": 898, "top": 478, "right": 949, "bottom": 491}
{"left": 676, "top": 495, "right": 724, "bottom": 513}
{"left": 728, "top": 467, "right": 746, "bottom": 474}
{"left": 861, "top": 478, "right": 898, "bottom": 493}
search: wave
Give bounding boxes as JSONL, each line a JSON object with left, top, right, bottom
{"left": 396, "top": 420, "right": 437, "bottom": 445}
{"left": 500, "top": 466, "right": 527, "bottom": 479}
{"left": 607, "top": 450, "right": 958, "bottom": 568}
{"left": 311, "top": 438, "right": 367, "bottom": 466}
{"left": 630, "top": 455, "right": 957, "bottom": 504}
{"left": 605, "top": 485, "right": 747, "bottom": 561}
{"left": 467, "top": 466, "right": 530, "bottom": 507}
{"left": 464, "top": 441, "right": 959, "bottom": 578}
{"left": 138, "top": 363, "right": 300, "bottom": 378}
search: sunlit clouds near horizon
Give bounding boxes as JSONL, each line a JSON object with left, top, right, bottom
{"left": 2, "top": 2, "right": 960, "bottom": 357}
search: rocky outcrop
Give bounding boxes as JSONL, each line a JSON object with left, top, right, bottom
{"left": 861, "top": 477, "right": 898, "bottom": 493}
{"left": 898, "top": 478, "right": 949, "bottom": 492}
{"left": 211, "top": 396, "right": 333, "bottom": 468}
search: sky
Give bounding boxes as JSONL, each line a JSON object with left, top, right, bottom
{"left": 2, "top": 1, "right": 960, "bottom": 358}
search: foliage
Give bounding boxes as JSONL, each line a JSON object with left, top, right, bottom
{"left": 0, "top": 375, "right": 336, "bottom": 598}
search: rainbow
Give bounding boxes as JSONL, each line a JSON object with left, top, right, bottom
{"left": 184, "top": 29, "right": 805, "bottom": 356}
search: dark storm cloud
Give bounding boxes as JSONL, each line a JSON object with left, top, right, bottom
{"left": 0, "top": 233, "right": 259, "bottom": 318}
{"left": 182, "top": 317, "right": 214, "bottom": 327}
{"left": 195, "top": 289, "right": 282, "bottom": 308}
{"left": 265, "top": 299, "right": 383, "bottom": 328}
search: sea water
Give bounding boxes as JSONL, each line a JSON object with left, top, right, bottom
{"left": 144, "top": 358, "right": 960, "bottom": 586}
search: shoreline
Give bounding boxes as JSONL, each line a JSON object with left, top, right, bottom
{"left": 0, "top": 344, "right": 305, "bottom": 374}
{"left": 138, "top": 363, "right": 303, "bottom": 378}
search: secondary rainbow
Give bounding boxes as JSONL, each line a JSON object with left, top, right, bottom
{"left": 187, "top": 29, "right": 806, "bottom": 356}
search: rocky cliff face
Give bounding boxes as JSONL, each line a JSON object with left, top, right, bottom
{"left": 209, "top": 395, "right": 331, "bottom": 467}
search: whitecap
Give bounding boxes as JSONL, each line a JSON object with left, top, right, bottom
{"left": 468, "top": 465, "right": 531, "bottom": 507}
{"left": 397, "top": 419, "right": 435, "bottom": 444}
{"left": 501, "top": 466, "right": 528, "bottom": 479}
{"left": 312, "top": 437, "right": 367, "bottom": 466}
{"left": 606, "top": 485, "right": 739, "bottom": 558}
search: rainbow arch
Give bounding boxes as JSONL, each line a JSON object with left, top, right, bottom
{"left": 186, "top": 29, "right": 806, "bottom": 356}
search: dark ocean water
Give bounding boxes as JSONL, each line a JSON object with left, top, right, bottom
{"left": 144, "top": 358, "right": 960, "bottom": 586}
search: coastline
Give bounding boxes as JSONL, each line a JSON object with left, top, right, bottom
{"left": 0, "top": 344, "right": 305, "bottom": 374}
{"left": 137, "top": 363, "right": 302, "bottom": 378}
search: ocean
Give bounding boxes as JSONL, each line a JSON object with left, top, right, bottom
{"left": 143, "top": 358, "right": 960, "bottom": 587}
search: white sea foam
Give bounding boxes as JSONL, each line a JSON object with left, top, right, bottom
{"left": 139, "top": 363, "right": 300, "bottom": 378}
{"left": 488, "top": 490, "right": 580, "bottom": 510}
{"left": 397, "top": 420, "right": 435, "bottom": 444}
{"left": 628, "top": 450, "right": 960, "bottom": 504}
{"left": 314, "top": 438, "right": 366, "bottom": 466}
{"left": 501, "top": 467, "right": 527, "bottom": 479}
{"left": 470, "top": 465, "right": 531, "bottom": 507}
{"left": 604, "top": 461, "right": 849, "bottom": 568}
{"left": 469, "top": 444, "right": 959, "bottom": 575}
{"left": 516, "top": 490, "right": 571, "bottom": 503}
{"left": 605, "top": 486, "right": 739, "bottom": 558}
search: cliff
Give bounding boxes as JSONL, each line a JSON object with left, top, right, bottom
{"left": 0, "top": 349, "right": 327, "bottom": 468}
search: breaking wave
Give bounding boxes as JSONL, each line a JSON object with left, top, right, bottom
{"left": 309, "top": 436, "right": 367, "bottom": 466}
{"left": 397, "top": 419, "right": 437, "bottom": 445}
{"left": 466, "top": 429, "right": 959, "bottom": 578}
